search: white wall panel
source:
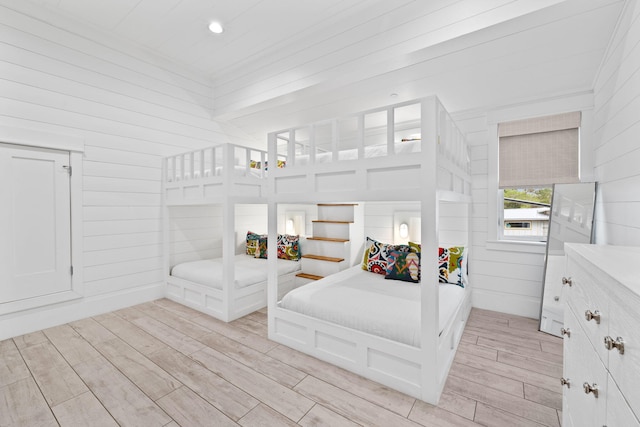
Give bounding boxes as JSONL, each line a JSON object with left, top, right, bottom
{"left": 454, "top": 110, "right": 546, "bottom": 318}
{"left": 0, "top": 4, "right": 229, "bottom": 337}
{"left": 592, "top": 1, "right": 640, "bottom": 247}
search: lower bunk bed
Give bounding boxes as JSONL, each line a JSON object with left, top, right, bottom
{"left": 167, "top": 254, "right": 301, "bottom": 321}
{"left": 272, "top": 263, "right": 471, "bottom": 402}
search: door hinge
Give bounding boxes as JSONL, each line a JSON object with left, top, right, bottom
{"left": 63, "top": 165, "right": 72, "bottom": 176}
{"left": 70, "top": 265, "right": 74, "bottom": 276}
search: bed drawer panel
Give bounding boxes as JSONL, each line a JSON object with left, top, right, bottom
{"left": 315, "top": 331, "right": 357, "bottom": 363}
{"left": 367, "top": 348, "right": 420, "bottom": 388}
{"left": 273, "top": 317, "right": 307, "bottom": 345}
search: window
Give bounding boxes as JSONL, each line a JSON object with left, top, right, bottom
{"left": 498, "top": 112, "right": 580, "bottom": 242}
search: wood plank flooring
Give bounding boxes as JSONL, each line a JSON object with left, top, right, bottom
{"left": 0, "top": 301, "right": 563, "bottom": 426}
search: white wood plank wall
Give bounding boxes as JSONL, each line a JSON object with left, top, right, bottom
{"left": 454, "top": 114, "right": 545, "bottom": 319}
{"left": 364, "top": 201, "right": 421, "bottom": 243}
{"left": 592, "top": 0, "right": 640, "bottom": 245}
{"left": 169, "top": 206, "right": 222, "bottom": 267}
{"left": 234, "top": 204, "right": 268, "bottom": 255}
{"left": 0, "top": 3, "right": 238, "bottom": 335}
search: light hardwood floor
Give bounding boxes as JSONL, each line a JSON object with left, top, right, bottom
{"left": 0, "top": 300, "right": 563, "bottom": 426}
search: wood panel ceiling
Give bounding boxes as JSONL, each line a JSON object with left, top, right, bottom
{"left": 13, "top": 0, "right": 627, "bottom": 139}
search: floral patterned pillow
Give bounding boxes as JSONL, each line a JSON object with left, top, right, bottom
{"left": 385, "top": 250, "right": 421, "bottom": 283}
{"left": 277, "top": 234, "right": 301, "bottom": 260}
{"left": 246, "top": 231, "right": 264, "bottom": 256}
{"left": 361, "top": 237, "right": 410, "bottom": 275}
{"left": 439, "top": 246, "right": 466, "bottom": 287}
{"left": 254, "top": 236, "right": 268, "bottom": 259}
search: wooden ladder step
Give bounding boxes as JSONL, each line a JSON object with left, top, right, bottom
{"left": 296, "top": 273, "right": 324, "bottom": 281}
{"left": 302, "top": 254, "right": 344, "bottom": 263}
{"left": 307, "top": 237, "right": 349, "bottom": 243}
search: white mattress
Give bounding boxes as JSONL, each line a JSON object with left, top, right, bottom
{"left": 279, "top": 266, "right": 465, "bottom": 347}
{"left": 170, "top": 254, "right": 300, "bottom": 289}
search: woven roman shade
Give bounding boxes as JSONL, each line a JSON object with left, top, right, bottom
{"left": 498, "top": 112, "right": 581, "bottom": 188}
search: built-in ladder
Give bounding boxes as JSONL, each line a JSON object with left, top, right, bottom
{"left": 295, "top": 203, "right": 362, "bottom": 286}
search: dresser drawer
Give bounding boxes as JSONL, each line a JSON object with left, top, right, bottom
{"left": 563, "top": 308, "right": 607, "bottom": 427}
{"left": 608, "top": 283, "right": 640, "bottom": 418}
{"left": 607, "top": 374, "right": 640, "bottom": 427}
{"left": 565, "top": 253, "right": 610, "bottom": 363}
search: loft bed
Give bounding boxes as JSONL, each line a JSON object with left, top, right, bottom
{"left": 164, "top": 142, "right": 277, "bottom": 205}
{"left": 162, "top": 144, "right": 298, "bottom": 322}
{"left": 265, "top": 96, "right": 472, "bottom": 404}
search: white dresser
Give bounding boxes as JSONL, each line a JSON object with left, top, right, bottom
{"left": 562, "top": 244, "right": 640, "bottom": 427}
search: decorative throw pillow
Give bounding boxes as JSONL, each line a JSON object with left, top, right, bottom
{"left": 439, "top": 246, "right": 466, "bottom": 287}
{"left": 254, "top": 236, "right": 268, "bottom": 259}
{"left": 246, "top": 231, "right": 262, "bottom": 256}
{"left": 249, "top": 160, "right": 261, "bottom": 169}
{"left": 277, "top": 234, "right": 301, "bottom": 260}
{"left": 361, "top": 237, "right": 411, "bottom": 275}
{"left": 385, "top": 250, "right": 421, "bottom": 283}
{"left": 408, "top": 241, "right": 421, "bottom": 253}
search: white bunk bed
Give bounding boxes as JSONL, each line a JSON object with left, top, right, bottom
{"left": 162, "top": 143, "right": 298, "bottom": 322}
{"left": 266, "top": 96, "right": 472, "bottom": 404}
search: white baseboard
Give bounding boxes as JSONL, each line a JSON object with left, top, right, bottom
{"left": 472, "top": 288, "right": 541, "bottom": 319}
{"left": 0, "top": 283, "right": 165, "bottom": 340}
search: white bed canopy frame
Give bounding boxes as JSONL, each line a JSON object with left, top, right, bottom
{"left": 266, "top": 96, "right": 472, "bottom": 404}
{"left": 162, "top": 143, "right": 293, "bottom": 322}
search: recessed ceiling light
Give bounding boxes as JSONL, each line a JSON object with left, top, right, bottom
{"left": 208, "top": 22, "right": 224, "bottom": 34}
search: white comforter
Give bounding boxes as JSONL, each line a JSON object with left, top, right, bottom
{"left": 170, "top": 254, "right": 300, "bottom": 289}
{"left": 279, "top": 266, "right": 465, "bottom": 347}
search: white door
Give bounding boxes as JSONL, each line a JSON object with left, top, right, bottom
{"left": 0, "top": 143, "right": 72, "bottom": 303}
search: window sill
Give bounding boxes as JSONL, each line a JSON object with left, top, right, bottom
{"left": 486, "top": 240, "right": 546, "bottom": 254}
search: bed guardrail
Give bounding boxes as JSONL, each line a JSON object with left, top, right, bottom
{"left": 164, "top": 143, "right": 273, "bottom": 183}
{"left": 267, "top": 96, "right": 471, "bottom": 200}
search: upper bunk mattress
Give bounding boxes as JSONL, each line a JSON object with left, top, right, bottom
{"left": 279, "top": 265, "right": 466, "bottom": 347}
{"left": 171, "top": 254, "right": 300, "bottom": 289}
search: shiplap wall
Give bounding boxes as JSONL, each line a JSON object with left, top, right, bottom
{"left": 0, "top": 4, "right": 239, "bottom": 336}
{"left": 364, "top": 201, "right": 469, "bottom": 247}
{"left": 234, "top": 204, "right": 268, "bottom": 255}
{"left": 593, "top": 0, "right": 640, "bottom": 244}
{"left": 454, "top": 89, "right": 597, "bottom": 319}
{"left": 455, "top": 113, "right": 546, "bottom": 319}
{"left": 169, "top": 206, "right": 222, "bottom": 268}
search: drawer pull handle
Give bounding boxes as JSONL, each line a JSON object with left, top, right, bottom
{"left": 560, "top": 377, "right": 571, "bottom": 388}
{"left": 560, "top": 328, "right": 571, "bottom": 337}
{"left": 562, "top": 277, "right": 573, "bottom": 287}
{"left": 584, "top": 309, "right": 601, "bottom": 324}
{"left": 583, "top": 382, "right": 599, "bottom": 398}
{"left": 604, "top": 336, "right": 625, "bottom": 355}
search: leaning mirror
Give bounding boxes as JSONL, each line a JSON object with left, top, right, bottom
{"left": 539, "top": 182, "right": 596, "bottom": 337}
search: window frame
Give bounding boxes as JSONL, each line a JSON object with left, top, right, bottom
{"left": 485, "top": 95, "right": 595, "bottom": 252}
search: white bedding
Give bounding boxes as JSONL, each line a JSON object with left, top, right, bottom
{"left": 170, "top": 254, "right": 300, "bottom": 289}
{"left": 279, "top": 266, "right": 465, "bottom": 347}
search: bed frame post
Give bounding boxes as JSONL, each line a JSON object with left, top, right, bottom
{"left": 162, "top": 157, "right": 170, "bottom": 293}
{"left": 420, "top": 96, "right": 441, "bottom": 404}
{"left": 387, "top": 107, "right": 395, "bottom": 155}
{"left": 267, "top": 200, "right": 278, "bottom": 338}
{"left": 222, "top": 201, "right": 235, "bottom": 322}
